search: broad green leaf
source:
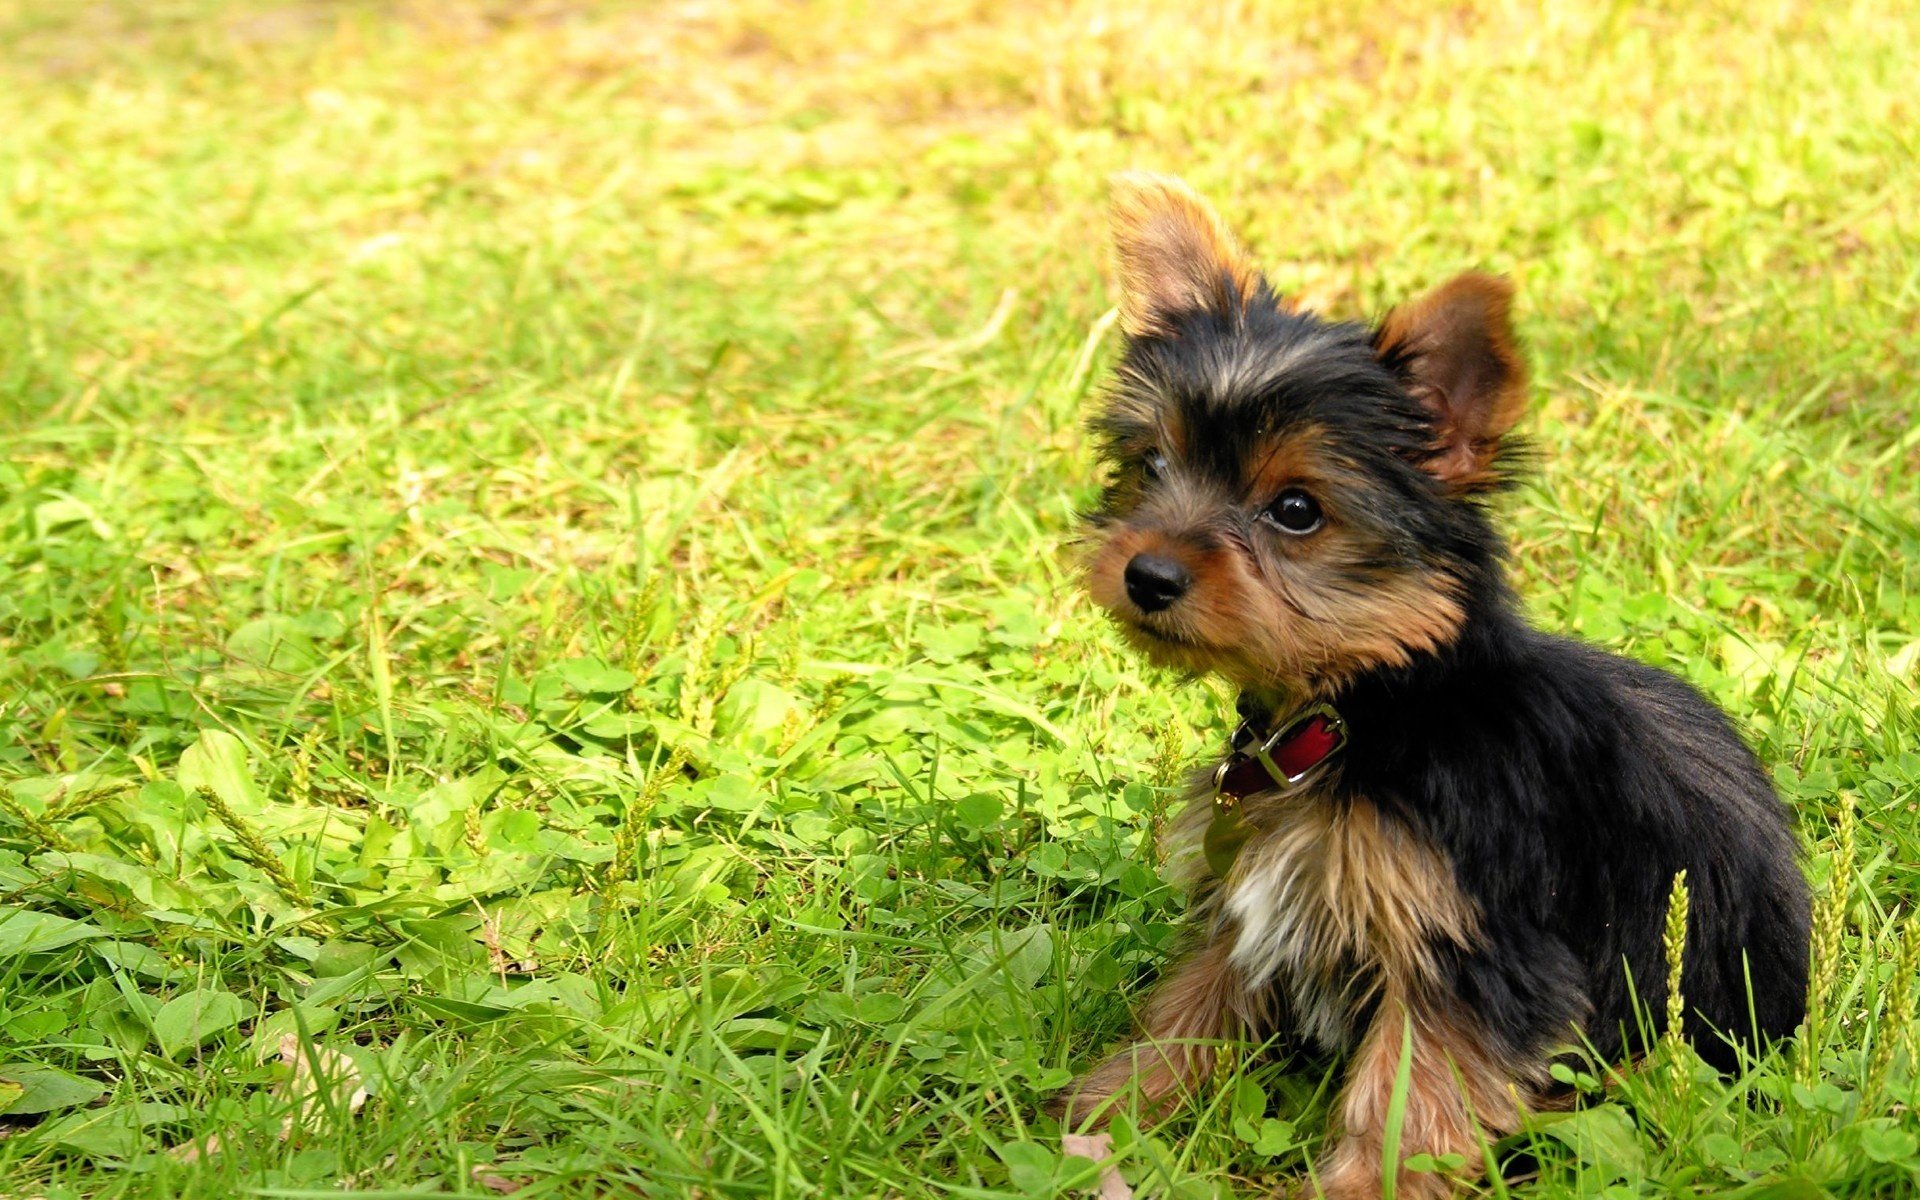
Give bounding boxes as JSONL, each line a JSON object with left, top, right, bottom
{"left": 411, "top": 995, "right": 514, "bottom": 1023}
{"left": 178, "top": 728, "right": 265, "bottom": 813}
{"left": 1229, "top": 1078, "right": 1267, "bottom": 1123}
{"left": 1535, "top": 1103, "right": 1645, "bottom": 1180}
{"left": 152, "top": 988, "right": 250, "bottom": 1058}
{"left": 0, "top": 1065, "right": 107, "bottom": 1115}
{"left": 305, "top": 964, "right": 384, "bottom": 1008}
{"left": 993, "top": 924, "right": 1054, "bottom": 988}
{"left": 721, "top": 1017, "right": 820, "bottom": 1050}
{"left": 556, "top": 656, "right": 636, "bottom": 695}
{"left": 852, "top": 992, "right": 906, "bottom": 1023}
{"left": 998, "top": 1140, "right": 1059, "bottom": 1195}
{"left": 312, "top": 939, "right": 385, "bottom": 978}
{"left": 33, "top": 495, "right": 111, "bottom": 538}
{"left": 1788, "top": 1080, "right": 1848, "bottom": 1114}
{"left": 33, "top": 1102, "right": 186, "bottom": 1160}
{"left": 227, "top": 615, "right": 322, "bottom": 673}
{"left": 34, "top": 1107, "right": 142, "bottom": 1160}
{"left": 579, "top": 709, "right": 652, "bottom": 738}
{"left": 952, "top": 793, "right": 1004, "bottom": 830}
{"left": 713, "top": 678, "right": 804, "bottom": 746}
{"left": 694, "top": 773, "right": 761, "bottom": 813}
{"left": 1700, "top": 1131, "right": 1747, "bottom": 1171}
{"left": 1731, "top": 1180, "right": 1833, "bottom": 1200}
{"left": 1252, "top": 1117, "right": 1299, "bottom": 1156}
{"left": 251, "top": 1006, "right": 341, "bottom": 1061}
{"left": 90, "top": 940, "right": 187, "bottom": 982}
{"left": 41, "top": 852, "right": 197, "bottom": 911}
{"left": 1858, "top": 1123, "right": 1920, "bottom": 1164}
{"left": 0, "top": 907, "right": 105, "bottom": 957}
{"left": 1720, "top": 633, "right": 1788, "bottom": 694}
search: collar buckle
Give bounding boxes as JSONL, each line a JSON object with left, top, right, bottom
{"left": 1205, "top": 701, "right": 1348, "bottom": 878}
{"left": 1210, "top": 701, "right": 1347, "bottom": 806}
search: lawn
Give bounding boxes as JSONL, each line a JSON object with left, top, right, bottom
{"left": 2, "top": 1, "right": 1918, "bottom": 1196}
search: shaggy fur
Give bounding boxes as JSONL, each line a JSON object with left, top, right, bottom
{"left": 1062, "top": 174, "right": 1810, "bottom": 1199}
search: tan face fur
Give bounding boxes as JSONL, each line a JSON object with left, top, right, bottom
{"left": 1084, "top": 175, "right": 1527, "bottom": 699}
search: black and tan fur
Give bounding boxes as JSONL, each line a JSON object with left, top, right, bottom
{"left": 1060, "top": 174, "right": 1810, "bottom": 1199}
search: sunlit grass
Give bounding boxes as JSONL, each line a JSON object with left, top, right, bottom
{"left": 1, "top": 2, "right": 1917, "bottom": 1196}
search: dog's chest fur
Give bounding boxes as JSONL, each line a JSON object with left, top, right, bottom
{"left": 1178, "top": 786, "right": 1479, "bottom": 1052}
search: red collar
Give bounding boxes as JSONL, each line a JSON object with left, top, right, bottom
{"left": 1210, "top": 701, "right": 1348, "bottom": 802}
{"left": 1204, "top": 701, "right": 1348, "bottom": 877}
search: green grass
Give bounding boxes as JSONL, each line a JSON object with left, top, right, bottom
{"left": 2, "top": 1, "right": 1918, "bottom": 1196}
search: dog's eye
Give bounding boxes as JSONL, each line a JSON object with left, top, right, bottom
{"left": 1262, "top": 489, "right": 1323, "bottom": 535}
{"left": 1142, "top": 450, "right": 1168, "bottom": 481}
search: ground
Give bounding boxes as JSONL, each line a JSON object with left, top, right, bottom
{"left": 1, "top": 1, "right": 1918, "bottom": 1196}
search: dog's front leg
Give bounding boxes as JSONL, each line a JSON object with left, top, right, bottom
{"left": 1059, "top": 936, "right": 1248, "bottom": 1130}
{"left": 1314, "top": 991, "right": 1528, "bottom": 1200}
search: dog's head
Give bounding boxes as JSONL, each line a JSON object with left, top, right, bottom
{"left": 1083, "top": 174, "right": 1530, "bottom": 696}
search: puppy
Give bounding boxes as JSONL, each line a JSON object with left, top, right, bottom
{"left": 1062, "top": 174, "right": 1810, "bottom": 1199}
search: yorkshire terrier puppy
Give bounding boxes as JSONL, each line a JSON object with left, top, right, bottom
{"left": 1062, "top": 175, "right": 1810, "bottom": 1198}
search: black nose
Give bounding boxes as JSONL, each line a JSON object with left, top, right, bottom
{"left": 1124, "top": 554, "right": 1191, "bottom": 613}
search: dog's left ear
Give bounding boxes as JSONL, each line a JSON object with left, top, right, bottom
{"left": 1373, "top": 273, "right": 1528, "bottom": 488}
{"left": 1109, "top": 173, "right": 1263, "bottom": 339}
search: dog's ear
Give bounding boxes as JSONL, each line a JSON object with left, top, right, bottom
{"left": 1373, "top": 273, "right": 1528, "bottom": 488}
{"left": 1109, "top": 173, "right": 1262, "bottom": 339}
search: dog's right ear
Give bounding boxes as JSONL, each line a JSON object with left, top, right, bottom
{"left": 1110, "top": 173, "right": 1262, "bottom": 339}
{"left": 1372, "top": 273, "right": 1529, "bottom": 490}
